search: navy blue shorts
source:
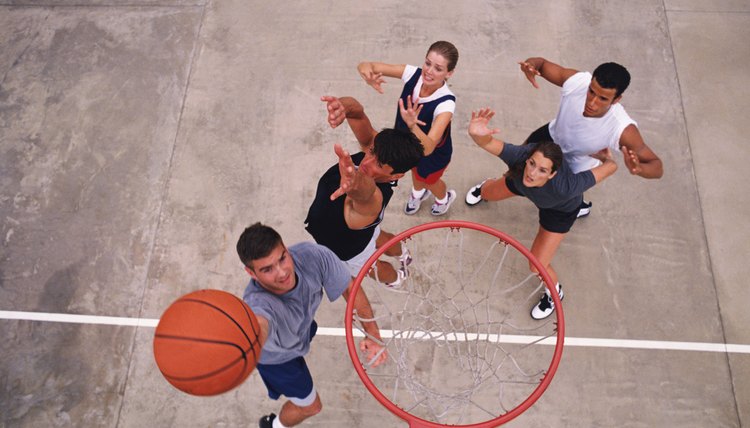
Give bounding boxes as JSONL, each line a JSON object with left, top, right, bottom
{"left": 505, "top": 177, "right": 578, "bottom": 234}
{"left": 256, "top": 321, "right": 317, "bottom": 401}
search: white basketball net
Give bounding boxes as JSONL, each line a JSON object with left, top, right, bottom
{"left": 350, "top": 223, "right": 562, "bottom": 427}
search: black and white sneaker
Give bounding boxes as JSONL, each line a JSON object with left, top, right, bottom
{"left": 531, "top": 284, "right": 564, "bottom": 320}
{"left": 259, "top": 413, "right": 276, "bottom": 428}
{"left": 577, "top": 200, "right": 592, "bottom": 218}
{"left": 465, "top": 180, "right": 487, "bottom": 206}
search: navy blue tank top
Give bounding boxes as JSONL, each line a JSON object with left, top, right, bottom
{"left": 394, "top": 68, "right": 455, "bottom": 177}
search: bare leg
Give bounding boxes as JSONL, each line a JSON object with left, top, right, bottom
{"left": 411, "top": 172, "right": 426, "bottom": 192}
{"left": 377, "top": 229, "right": 401, "bottom": 257}
{"left": 528, "top": 226, "right": 566, "bottom": 286}
{"left": 278, "top": 394, "right": 322, "bottom": 427}
{"left": 411, "top": 171, "right": 448, "bottom": 200}
{"left": 365, "top": 230, "right": 401, "bottom": 283}
{"left": 369, "top": 260, "right": 397, "bottom": 283}
{"left": 424, "top": 178, "right": 447, "bottom": 200}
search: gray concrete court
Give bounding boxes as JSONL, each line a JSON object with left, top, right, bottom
{"left": 1, "top": 0, "right": 748, "bottom": 426}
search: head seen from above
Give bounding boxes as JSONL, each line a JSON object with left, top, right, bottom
{"left": 514, "top": 141, "right": 562, "bottom": 188}
{"left": 236, "top": 223, "right": 296, "bottom": 294}
{"left": 422, "top": 40, "right": 459, "bottom": 87}
{"left": 585, "top": 62, "right": 631, "bottom": 118}
{"left": 359, "top": 128, "right": 424, "bottom": 183}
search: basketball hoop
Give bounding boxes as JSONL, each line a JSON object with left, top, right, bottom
{"left": 345, "top": 220, "right": 564, "bottom": 427}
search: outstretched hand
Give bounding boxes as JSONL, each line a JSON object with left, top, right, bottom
{"left": 468, "top": 108, "right": 500, "bottom": 142}
{"left": 620, "top": 146, "right": 642, "bottom": 175}
{"left": 360, "top": 68, "right": 387, "bottom": 94}
{"left": 321, "top": 95, "right": 346, "bottom": 128}
{"left": 398, "top": 95, "right": 426, "bottom": 130}
{"left": 360, "top": 337, "right": 387, "bottom": 367}
{"left": 518, "top": 61, "right": 541, "bottom": 89}
{"left": 330, "top": 144, "right": 357, "bottom": 200}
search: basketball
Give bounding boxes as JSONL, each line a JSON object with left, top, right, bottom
{"left": 153, "top": 289, "right": 262, "bottom": 396}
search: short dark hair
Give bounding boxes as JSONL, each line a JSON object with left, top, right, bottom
{"left": 509, "top": 141, "right": 563, "bottom": 179}
{"left": 236, "top": 222, "right": 283, "bottom": 269}
{"left": 592, "top": 62, "right": 631, "bottom": 98}
{"left": 373, "top": 128, "right": 424, "bottom": 174}
{"left": 427, "top": 41, "right": 459, "bottom": 72}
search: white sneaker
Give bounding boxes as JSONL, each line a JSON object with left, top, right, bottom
{"left": 465, "top": 180, "right": 487, "bottom": 206}
{"left": 577, "top": 200, "right": 592, "bottom": 218}
{"left": 385, "top": 268, "right": 407, "bottom": 289}
{"left": 405, "top": 190, "right": 432, "bottom": 215}
{"left": 430, "top": 190, "right": 456, "bottom": 216}
{"left": 530, "top": 284, "right": 564, "bottom": 320}
{"left": 398, "top": 249, "right": 412, "bottom": 270}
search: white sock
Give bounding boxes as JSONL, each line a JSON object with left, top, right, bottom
{"left": 411, "top": 188, "right": 426, "bottom": 198}
{"left": 273, "top": 415, "right": 288, "bottom": 428}
{"left": 434, "top": 193, "right": 449, "bottom": 204}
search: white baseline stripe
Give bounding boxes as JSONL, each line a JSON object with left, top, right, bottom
{"left": 2, "top": 310, "right": 749, "bottom": 354}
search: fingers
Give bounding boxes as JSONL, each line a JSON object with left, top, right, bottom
{"left": 334, "top": 145, "right": 355, "bottom": 169}
{"left": 518, "top": 61, "right": 540, "bottom": 89}
{"left": 398, "top": 96, "right": 423, "bottom": 128}
{"left": 330, "top": 186, "right": 346, "bottom": 201}
{"left": 364, "top": 71, "right": 386, "bottom": 94}
{"left": 322, "top": 96, "right": 345, "bottom": 128}
{"left": 620, "top": 146, "right": 640, "bottom": 174}
{"left": 471, "top": 107, "right": 495, "bottom": 120}
{"left": 360, "top": 339, "right": 387, "bottom": 367}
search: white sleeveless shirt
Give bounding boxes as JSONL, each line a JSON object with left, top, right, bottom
{"left": 549, "top": 72, "right": 636, "bottom": 173}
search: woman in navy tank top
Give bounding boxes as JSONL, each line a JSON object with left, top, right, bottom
{"left": 357, "top": 41, "right": 459, "bottom": 216}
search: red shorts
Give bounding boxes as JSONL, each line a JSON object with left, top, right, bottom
{"left": 411, "top": 166, "right": 447, "bottom": 185}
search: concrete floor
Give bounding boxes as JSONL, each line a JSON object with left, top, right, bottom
{"left": 1, "top": 0, "right": 748, "bottom": 427}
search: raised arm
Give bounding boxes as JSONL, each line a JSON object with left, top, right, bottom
{"left": 519, "top": 57, "right": 579, "bottom": 88}
{"left": 321, "top": 95, "right": 378, "bottom": 152}
{"left": 618, "top": 125, "right": 663, "bottom": 179}
{"left": 357, "top": 61, "right": 406, "bottom": 93}
{"left": 398, "top": 96, "right": 453, "bottom": 156}
{"left": 342, "top": 279, "right": 387, "bottom": 367}
{"left": 589, "top": 148, "right": 618, "bottom": 183}
{"left": 329, "top": 145, "right": 383, "bottom": 230}
{"left": 467, "top": 108, "right": 505, "bottom": 156}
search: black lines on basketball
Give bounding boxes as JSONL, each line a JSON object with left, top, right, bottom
{"left": 153, "top": 289, "right": 261, "bottom": 396}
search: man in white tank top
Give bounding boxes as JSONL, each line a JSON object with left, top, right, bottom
{"left": 466, "top": 58, "right": 663, "bottom": 216}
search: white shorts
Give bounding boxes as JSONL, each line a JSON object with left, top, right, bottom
{"left": 343, "top": 226, "right": 380, "bottom": 277}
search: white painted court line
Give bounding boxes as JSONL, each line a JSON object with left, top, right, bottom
{"left": 2, "top": 310, "right": 749, "bottom": 354}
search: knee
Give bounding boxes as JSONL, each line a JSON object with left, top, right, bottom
{"left": 301, "top": 397, "right": 322, "bottom": 417}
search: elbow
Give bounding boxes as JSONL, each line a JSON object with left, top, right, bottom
{"left": 642, "top": 160, "right": 664, "bottom": 179}
{"left": 652, "top": 162, "right": 664, "bottom": 179}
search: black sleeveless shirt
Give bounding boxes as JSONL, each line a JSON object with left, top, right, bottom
{"left": 304, "top": 152, "right": 397, "bottom": 260}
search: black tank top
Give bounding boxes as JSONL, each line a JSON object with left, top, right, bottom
{"left": 304, "top": 152, "right": 396, "bottom": 260}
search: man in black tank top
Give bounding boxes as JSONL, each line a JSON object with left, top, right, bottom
{"left": 305, "top": 96, "right": 423, "bottom": 286}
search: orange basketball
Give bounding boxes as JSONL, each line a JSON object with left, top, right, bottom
{"left": 153, "top": 289, "right": 262, "bottom": 396}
